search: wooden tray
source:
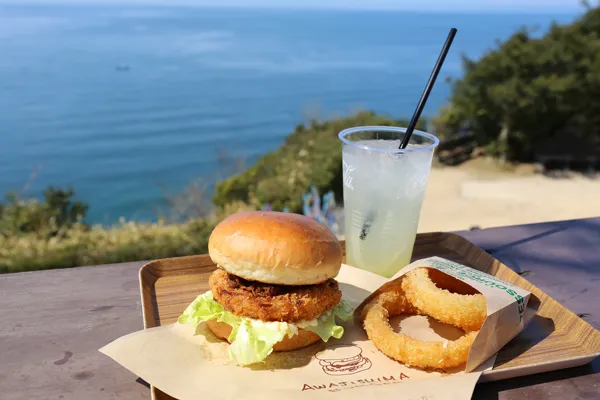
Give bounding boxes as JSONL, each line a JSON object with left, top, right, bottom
{"left": 139, "top": 232, "right": 600, "bottom": 400}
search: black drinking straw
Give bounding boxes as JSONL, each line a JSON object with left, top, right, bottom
{"left": 359, "top": 28, "right": 457, "bottom": 240}
{"left": 399, "top": 27, "right": 457, "bottom": 149}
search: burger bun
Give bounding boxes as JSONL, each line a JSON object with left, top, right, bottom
{"left": 208, "top": 211, "right": 342, "bottom": 285}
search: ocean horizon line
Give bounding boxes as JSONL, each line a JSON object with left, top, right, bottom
{"left": 1, "top": 2, "right": 582, "bottom": 16}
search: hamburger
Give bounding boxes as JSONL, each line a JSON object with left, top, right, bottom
{"left": 315, "top": 345, "right": 372, "bottom": 375}
{"left": 178, "top": 211, "right": 353, "bottom": 366}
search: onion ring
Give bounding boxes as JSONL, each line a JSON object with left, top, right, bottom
{"left": 360, "top": 288, "right": 477, "bottom": 369}
{"left": 419, "top": 267, "right": 480, "bottom": 296}
{"left": 402, "top": 268, "right": 486, "bottom": 332}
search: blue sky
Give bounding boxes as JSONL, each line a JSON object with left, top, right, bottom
{"left": 4, "top": 0, "right": 583, "bottom": 13}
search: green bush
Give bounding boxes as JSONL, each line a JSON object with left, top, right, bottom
{"left": 0, "top": 191, "right": 261, "bottom": 273}
{"left": 0, "top": 187, "right": 88, "bottom": 236}
{"left": 0, "top": 219, "right": 214, "bottom": 273}
{"left": 437, "top": 6, "right": 600, "bottom": 161}
{"left": 213, "top": 111, "right": 426, "bottom": 212}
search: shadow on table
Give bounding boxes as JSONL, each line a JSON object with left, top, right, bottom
{"left": 136, "top": 379, "right": 177, "bottom": 400}
{"left": 136, "top": 377, "right": 150, "bottom": 389}
{"left": 473, "top": 356, "right": 600, "bottom": 399}
{"left": 482, "top": 225, "right": 569, "bottom": 256}
{"left": 492, "top": 313, "right": 554, "bottom": 370}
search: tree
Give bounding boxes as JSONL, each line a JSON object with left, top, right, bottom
{"left": 437, "top": 6, "right": 600, "bottom": 162}
{"left": 0, "top": 187, "right": 88, "bottom": 236}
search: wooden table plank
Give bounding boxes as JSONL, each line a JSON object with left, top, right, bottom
{"left": 0, "top": 262, "right": 148, "bottom": 400}
{"left": 1, "top": 218, "right": 599, "bottom": 399}
{"left": 458, "top": 217, "right": 600, "bottom": 399}
{"left": 473, "top": 357, "right": 600, "bottom": 399}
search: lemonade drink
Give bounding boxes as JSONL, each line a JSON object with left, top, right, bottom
{"left": 339, "top": 126, "right": 439, "bottom": 277}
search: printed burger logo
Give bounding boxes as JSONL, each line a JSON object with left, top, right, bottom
{"left": 303, "top": 345, "right": 411, "bottom": 392}
{"left": 314, "top": 345, "right": 372, "bottom": 376}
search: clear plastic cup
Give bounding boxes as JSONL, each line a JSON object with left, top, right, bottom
{"left": 338, "top": 126, "right": 439, "bottom": 277}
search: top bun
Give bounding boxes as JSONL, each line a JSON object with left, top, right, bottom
{"left": 208, "top": 211, "right": 342, "bottom": 285}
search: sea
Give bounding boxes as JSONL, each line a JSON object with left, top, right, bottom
{"left": 0, "top": 4, "right": 578, "bottom": 224}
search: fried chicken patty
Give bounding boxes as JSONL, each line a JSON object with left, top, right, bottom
{"left": 209, "top": 268, "right": 342, "bottom": 322}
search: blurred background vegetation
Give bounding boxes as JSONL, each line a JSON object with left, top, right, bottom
{"left": 432, "top": 4, "right": 600, "bottom": 163}
{"left": 2, "top": 5, "right": 600, "bottom": 273}
{"left": 213, "top": 111, "right": 425, "bottom": 212}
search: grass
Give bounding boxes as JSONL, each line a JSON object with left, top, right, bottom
{"left": 0, "top": 219, "right": 216, "bottom": 274}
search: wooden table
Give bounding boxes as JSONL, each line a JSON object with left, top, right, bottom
{"left": 1, "top": 217, "right": 599, "bottom": 399}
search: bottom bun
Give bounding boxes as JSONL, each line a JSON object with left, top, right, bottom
{"left": 206, "top": 319, "right": 321, "bottom": 352}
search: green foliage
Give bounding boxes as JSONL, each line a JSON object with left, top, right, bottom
{"left": 0, "top": 188, "right": 258, "bottom": 273}
{"left": 437, "top": 6, "right": 600, "bottom": 161}
{"left": 213, "top": 111, "right": 426, "bottom": 212}
{"left": 0, "top": 219, "right": 214, "bottom": 274}
{"left": 0, "top": 187, "right": 88, "bottom": 236}
{"left": 429, "top": 104, "right": 460, "bottom": 140}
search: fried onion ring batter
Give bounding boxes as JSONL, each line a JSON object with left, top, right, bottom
{"left": 209, "top": 268, "right": 342, "bottom": 322}
{"left": 402, "top": 268, "right": 486, "bottom": 332}
{"left": 360, "top": 287, "right": 477, "bottom": 370}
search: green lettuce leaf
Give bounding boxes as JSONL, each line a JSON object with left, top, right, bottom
{"left": 298, "top": 299, "right": 354, "bottom": 341}
{"left": 227, "top": 320, "right": 289, "bottom": 365}
{"left": 178, "top": 291, "right": 241, "bottom": 338}
{"left": 177, "top": 291, "right": 353, "bottom": 366}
